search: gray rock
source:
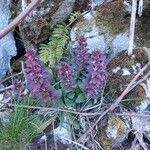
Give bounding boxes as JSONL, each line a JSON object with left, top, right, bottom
{"left": 112, "top": 32, "right": 129, "bottom": 58}
{"left": 19, "top": 0, "right": 75, "bottom": 46}
{"left": 70, "top": 0, "right": 150, "bottom": 60}
{"left": 0, "top": 0, "right": 17, "bottom": 78}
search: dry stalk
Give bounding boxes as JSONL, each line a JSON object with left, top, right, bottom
{"left": 128, "top": 0, "right": 137, "bottom": 55}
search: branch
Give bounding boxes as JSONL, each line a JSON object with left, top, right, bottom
{"left": 0, "top": 0, "right": 42, "bottom": 39}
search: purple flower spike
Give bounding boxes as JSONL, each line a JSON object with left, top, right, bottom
{"left": 85, "top": 49, "right": 107, "bottom": 98}
{"left": 57, "top": 62, "right": 74, "bottom": 88}
{"left": 74, "top": 35, "right": 90, "bottom": 69}
{"left": 25, "top": 49, "right": 59, "bottom": 100}
{"left": 13, "top": 79, "right": 23, "bottom": 95}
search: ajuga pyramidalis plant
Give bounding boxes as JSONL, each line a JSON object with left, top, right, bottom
{"left": 12, "top": 79, "right": 23, "bottom": 96}
{"left": 84, "top": 49, "right": 107, "bottom": 98}
{"left": 25, "top": 49, "right": 59, "bottom": 101}
{"left": 57, "top": 62, "right": 74, "bottom": 89}
{"left": 74, "top": 35, "right": 90, "bottom": 70}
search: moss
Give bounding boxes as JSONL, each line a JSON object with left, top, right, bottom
{"left": 135, "top": 12, "right": 150, "bottom": 47}
{"left": 98, "top": 129, "right": 112, "bottom": 150}
{"left": 98, "top": 116, "right": 127, "bottom": 150}
{"left": 107, "top": 116, "right": 127, "bottom": 138}
{"left": 106, "top": 48, "right": 149, "bottom": 106}
{"left": 95, "top": 0, "right": 129, "bottom": 35}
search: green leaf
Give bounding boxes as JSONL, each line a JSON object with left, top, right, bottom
{"left": 39, "top": 22, "right": 69, "bottom": 65}
{"left": 64, "top": 97, "right": 75, "bottom": 107}
{"left": 66, "top": 114, "right": 80, "bottom": 130}
{"left": 76, "top": 93, "right": 86, "bottom": 103}
{"left": 67, "top": 92, "right": 75, "bottom": 99}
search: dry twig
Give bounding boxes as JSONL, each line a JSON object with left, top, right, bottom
{"left": 128, "top": 0, "right": 137, "bottom": 55}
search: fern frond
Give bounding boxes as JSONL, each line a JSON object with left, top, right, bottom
{"left": 39, "top": 23, "right": 69, "bottom": 65}
{"left": 68, "top": 11, "right": 81, "bottom": 26}
{"left": 39, "top": 12, "right": 81, "bottom": 65}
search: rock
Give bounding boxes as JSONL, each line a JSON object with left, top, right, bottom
{"left": 132, "top": 115, "right": 150, "bottom": 133}
{"left": 18, "top": 0, "right": 75, "bottom": 46}
{"left": 74, "top": 0, "right": 89, "bottom": 11}
{"left": 70, "top": 0, "right": 129, "bottom": 58}
{"left": 106, "top": 48, "right": 150, "bottom": 110}
{"left": 0, "top": 0, "right": 17, "bottom": 78}
{"left": 54, "top": 116, "right": 72, "bottom": 145}
{"left": 70, "top": 0, "right": 150, "bottom": 60}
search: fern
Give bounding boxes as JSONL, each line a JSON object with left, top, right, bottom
{"left": 39, "top": 23, "right": 69, "bottom": 65}
{"left": 39, "top": 11, "right": 81, "bottom": 65}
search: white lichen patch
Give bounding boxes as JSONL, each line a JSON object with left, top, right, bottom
{"left": 0, "top": 110, "right": 11, "bottom": 125}
{"left": 21, "top": 0, "right": 28, "bottom": 11}
{"left": 106, "top": 125, "right": 118, "bottom": 139}
{"left": 70, "top": 27, "right": 77, "bottom": 42}
{"left": 0, "top": 94, "right": 3, "bottom": 101}
{"left": 123, "top": 0, "right": 132, "bottom": 13}
{"left": 0, "top": 94, "right": 4, "bottom": 108}
{"left": 135, "top": 63, "right": 141, "bottom": 68}
{"left": 83, "top": 12, "right": 93, "bottom": 20}
{"left": 132, "top": 65, "right": 137, "bottom": 74}
{"left": 136, "top": 99, "right": 150, "bottom": 111}
{"left": 84, "top": 25, "right": 99, "bottom": 37}
{"left": 122, "top": 68, "right": 131, "bottom": 76}
{"left": 112, "top": 66, "right": 121, "bottom": 74}
{"left": 89, "top": 0, "right": 104, "bottom": 10}
{"left": 86, "top": 35, "right": 106, "bottom": 52}
{"left": 54, "top": 117, "right": 72, "bottom": 145}
{"left": 112, "top": 32, "right": 129, "bottom": 55}
{"left": 132, "top": 116, "right": 150, "bottom": 133}
{"left": 38, "top": 134, "right": 47, "bottom": 143}
{"left": 131, "top": 63, "right": 141, "bottom": 74}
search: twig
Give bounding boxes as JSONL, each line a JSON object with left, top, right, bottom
{"left": 129, "top": 71, "right": 150, "bottom": 92}
{"left": 8, "top": 63, "right": 15, "bottom": 99}
{"left": 116, "top": 112, "right": 150, "bottom": 118}
{"left": 135, "top": 132, "right": 148, "bottom": 150}
{"left": 0, "top": 0, "right": 42, "bottom": 39}
{"left": 61, "top": 137, "right": 90, "bottom": 150}
{"left": 138, "top": 0, "right": 143, "bottom": 17}
{"left": 77, "top": 62, "right": 150, "bottom": 143}
{"left": 0, "top": 72, "right": 22, "bottom": 84}
{"left": 0, "top": 102, "right": 103, "bottom": 116}
{"left": 44, "top": 133, "right": 48, "bottom": 150}
{"left": 53, "top": 120, "right": 58, "bottom": 150}
{"left": 21, "top": 61, "right": 27, "bottom": 87}
{"left": 128, "top": 0, "right": 137, "bottom": 55}
{"left": 0, "top": 81, "right": 26, "bottom": 92}
{"left": 0, "top": 85, "right": 13, "bottom": 92}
